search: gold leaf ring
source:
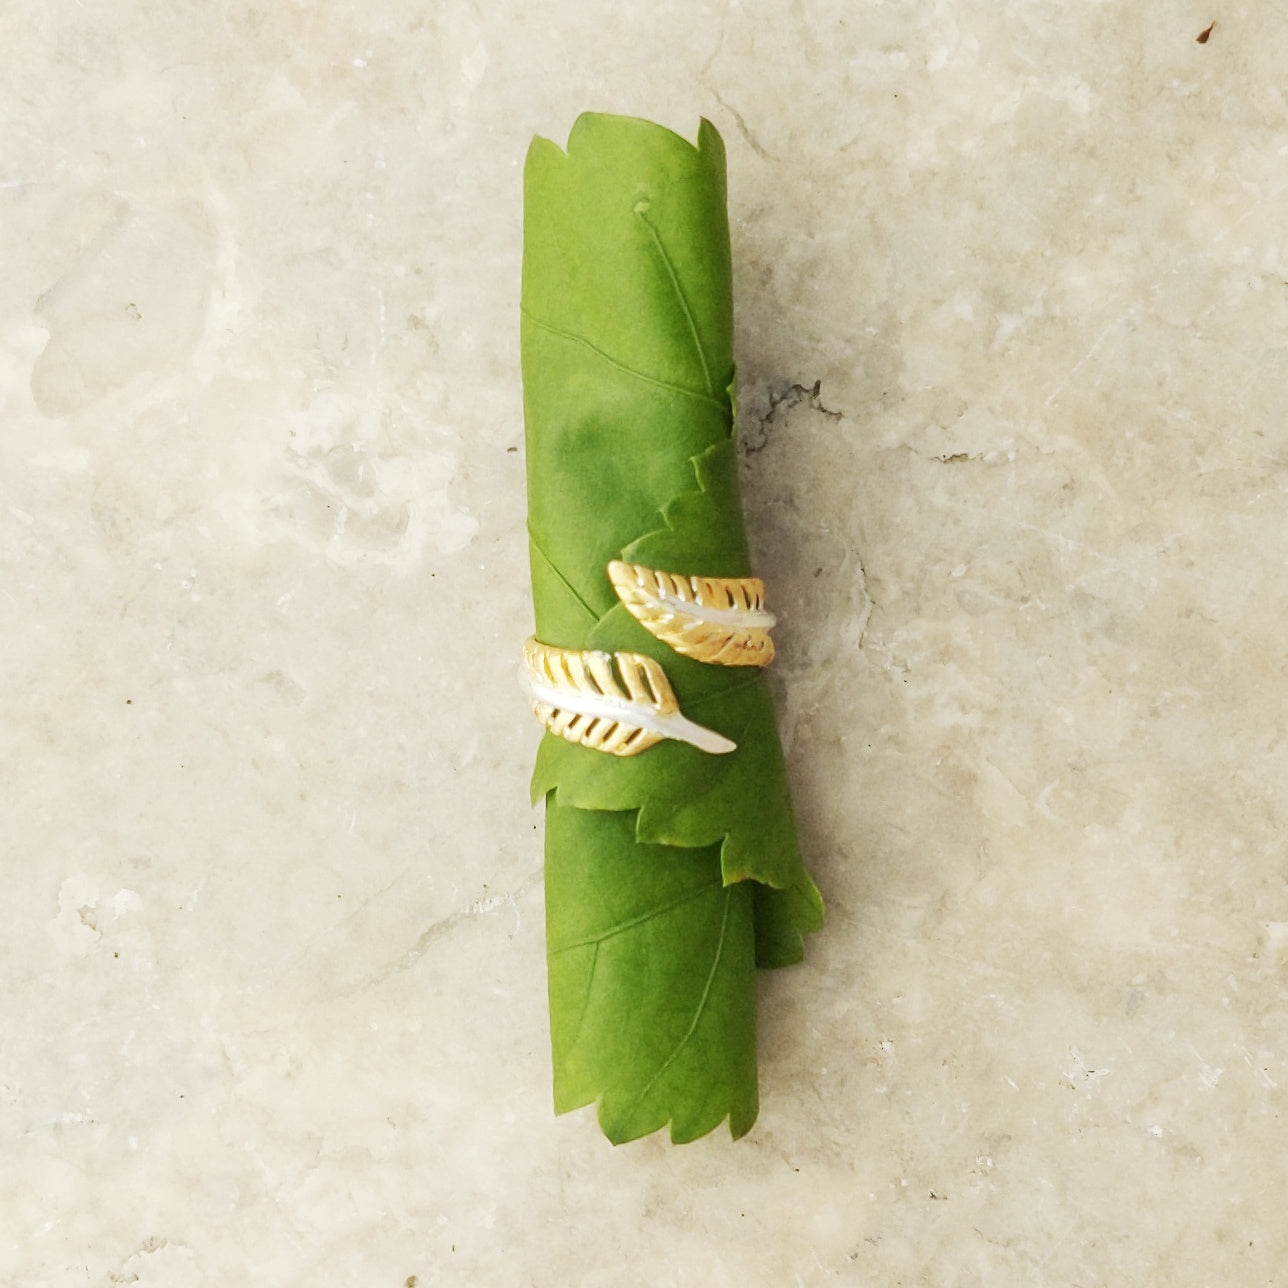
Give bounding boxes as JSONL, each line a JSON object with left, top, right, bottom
{"left": 607, "top": 560, "right": 776, "bottom": 667}
{"left": 521, "top": 637, "right": 736, "bottom": 757}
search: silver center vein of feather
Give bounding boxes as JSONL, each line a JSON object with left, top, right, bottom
{"left": 520, "top": 663, "right": 737, "bottom": 756}
{"left": 657, "top": 591, "right": 777, "bottom": 630}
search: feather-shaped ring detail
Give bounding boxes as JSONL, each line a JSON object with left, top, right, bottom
{"left": 521, "top": 636, "right": 736, "bottom": 757}
{"left": 607, "top": 560, "right": 776, "bottom": 667}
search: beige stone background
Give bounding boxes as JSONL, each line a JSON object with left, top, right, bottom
{"left": 4, "top": 1, "right": 1287, "bottom": 1284}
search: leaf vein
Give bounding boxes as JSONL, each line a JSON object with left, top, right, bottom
{"left": 630, "top": 887, "right": 734, "bottom": 1113}
{"left": 636, "top": 210, "right": 715, "bottom": 398}
{"left": 548, "top": 878, "right": 724, "bottom": 954}
{"left": 567, "top": 940, "right": 600, "bottom": 1042}
{"left": 528, "top": 529, "right": 600, "bottom": 627}
{"left": 521, "top": 306, "right": 725, "bottom": 414}
{"left": 683, "top": 673, "right": 761, "bottom": 714}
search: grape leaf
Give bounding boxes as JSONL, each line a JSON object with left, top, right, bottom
{"left": 523, "top": 113, "right": 823, "bottom": 1141}
{"left": 545, "top": 800, "right": 758, "bottom": 1143}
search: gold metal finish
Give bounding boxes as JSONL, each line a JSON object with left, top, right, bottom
{"left": 607, "top": 560, "right": 776, "bottom": 667}
{"left": 521, "top": 636, "right": 736, "bottom": 756}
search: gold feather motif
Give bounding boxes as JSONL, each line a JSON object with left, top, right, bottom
{"left": 606, "top": 560, "right": 777, "bottom": 667}
{"left": 521, "top": 636, "right": 736, "bottom": 757}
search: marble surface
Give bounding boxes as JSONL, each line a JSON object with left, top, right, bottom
{"left": 5, "top": 1, "right": 1288, "bottom": 1283}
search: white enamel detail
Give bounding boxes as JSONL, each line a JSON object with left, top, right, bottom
{"left": 521, "top": 639, "right": 737, "bottom": 756}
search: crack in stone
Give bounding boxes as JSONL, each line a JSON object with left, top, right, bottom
{"left": 742, "top": 379, "right": 843, "bottom": 455}
{"left": 339, "top": 867, "right": 542, "bottom": 996}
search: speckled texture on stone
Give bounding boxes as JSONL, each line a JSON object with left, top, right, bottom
{"left": 4, "top": 2, "right": 1287, "bottom": 1285}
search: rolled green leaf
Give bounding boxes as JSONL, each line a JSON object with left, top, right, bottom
{"left": 522, "top": 112, "right": 823, "bottom": 1144}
